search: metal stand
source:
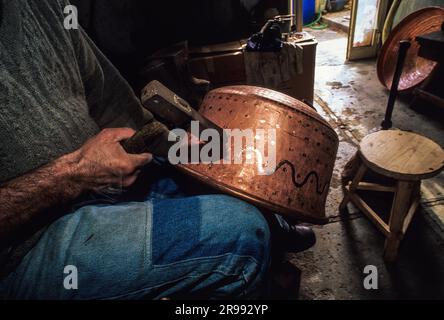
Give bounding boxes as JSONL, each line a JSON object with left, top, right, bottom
{"left": 381, "top": 40, "right": 411, "bottom": 130}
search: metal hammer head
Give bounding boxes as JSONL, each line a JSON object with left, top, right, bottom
{"left": 139, "top": 81, "right": 227, "bottom": 160}
{"left": 140, "top": 80, "right": 224, "bottom": 136}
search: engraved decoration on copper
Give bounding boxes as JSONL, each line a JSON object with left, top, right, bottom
{"left": 176, "top": 86, "right": 339, "bottom": 224}
{"left": 377, "top": 7, "right": 444, "bottom": 92}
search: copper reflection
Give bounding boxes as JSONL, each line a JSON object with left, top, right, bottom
{"left": 177, "top": 86, "right": 339, "bottom": 224}
{"left": 377, "top": 7, "right": 444, "bottom": 92}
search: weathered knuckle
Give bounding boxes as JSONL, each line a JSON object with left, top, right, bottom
{"left": 120, "top": 163, "right": 134, "bottom": 175}
{"left": 98, "top": 130, "right": 110, "bottom": 140}
{"left": 122, "top": 179, "right": 133, "bottom": 187}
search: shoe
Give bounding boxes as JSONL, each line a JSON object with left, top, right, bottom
{"left": 280, "top": 224, "right": 316, "bottom": 253}
{"left": 271, "top": 215, "right": 316, "bottom": 253}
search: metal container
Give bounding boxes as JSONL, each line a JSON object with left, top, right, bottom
{"left": 177, "top": 86, "right": 339, "bottom": 224}
{"left": 377, "top": 7, "right": 444, "bottom": 92}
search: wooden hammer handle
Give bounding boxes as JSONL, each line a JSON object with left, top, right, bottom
{"left": 120, "top": 121, "right": 175, "bottom": 157}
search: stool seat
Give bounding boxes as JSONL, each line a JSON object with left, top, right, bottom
{"left": 359, "top": 130, "right": 444, "bottom": 181}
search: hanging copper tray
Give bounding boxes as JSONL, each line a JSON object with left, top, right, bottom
{"left": 377, "top": 7, "right": 444, "bottom": 92}
{"left": 176, "top": 86, "right": 339, "bottom": 224}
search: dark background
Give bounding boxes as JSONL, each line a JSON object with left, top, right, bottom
{"left": 71, "top": 0, "right": 288, "bottom": 77}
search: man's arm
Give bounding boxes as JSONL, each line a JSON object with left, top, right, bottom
{"left": 0, "top": 128, "right": 152, "bottom": 244}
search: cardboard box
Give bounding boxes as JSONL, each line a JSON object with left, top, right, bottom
{"left": 190, "top": 51, "right": 246, "bottom": 87}
{"left": 276, "top": 39, "right": 317, "bottom": 104}
{"left": 189, "top": 38, "right": 317, "bottom": 104}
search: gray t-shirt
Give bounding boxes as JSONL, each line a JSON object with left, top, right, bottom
{"left": 0, "top": 0, "right": 154, "bottom": 279}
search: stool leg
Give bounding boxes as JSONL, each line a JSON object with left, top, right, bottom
{"left": 384, "top": 180, "right": 416, "bottom": 262}
{"left": 401, "top": 181, "right": 421, "bottom": 235}
{"left": 339, "top": 164, "right": 367, "bottom": 212}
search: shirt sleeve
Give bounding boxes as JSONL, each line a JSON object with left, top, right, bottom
{"left": 70, "top": 24, "right": 154, "bottom": 130}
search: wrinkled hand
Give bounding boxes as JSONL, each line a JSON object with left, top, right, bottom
{"left": 69, "top": 128, "right": 152, "bottom": 191}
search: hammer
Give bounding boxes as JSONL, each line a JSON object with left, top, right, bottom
{"left": 121, "top": 81, "right": 225, "bottom": 158}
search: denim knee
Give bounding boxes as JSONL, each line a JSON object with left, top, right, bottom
{"left": 151, "top": 194, "right": 272, "bottom": 298}
{"left": 201, "top": 195, "right": 271, "bottom": 292}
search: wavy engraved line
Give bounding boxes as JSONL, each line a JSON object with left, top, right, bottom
{"left": 274, "top": 160, "right": 327, "bottom": 195}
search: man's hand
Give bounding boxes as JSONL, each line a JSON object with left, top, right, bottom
{"left": 69, "top": 128, "right": 153, "bottom": 191}
{"left": 0, "top": 128, "right": 152, "bottom": 244}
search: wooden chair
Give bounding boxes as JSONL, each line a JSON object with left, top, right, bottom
{"left": 340, "top": 130, "right": 444, "bottom": 262}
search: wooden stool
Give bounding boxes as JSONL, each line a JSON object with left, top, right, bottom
{"left": 340, "top": 130, "right": 444, "bottom": 262}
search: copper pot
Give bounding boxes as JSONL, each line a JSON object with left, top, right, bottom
{"left": 377, "top": 7, "right": 444, "bottom": 92}
{"left": 177, "top": 86, "right": 339, "bottom": 224}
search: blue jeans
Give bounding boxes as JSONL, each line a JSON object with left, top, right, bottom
{"left": 0, "top": 169, "right": 271, "bottom": 299}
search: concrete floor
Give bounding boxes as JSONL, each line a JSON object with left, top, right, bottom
{"left": 287, "top": 27, "right": 444, "bottom": 300}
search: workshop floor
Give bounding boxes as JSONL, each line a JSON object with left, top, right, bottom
{"left": 288, "top": 27, "right": 444, "bottom": 300}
